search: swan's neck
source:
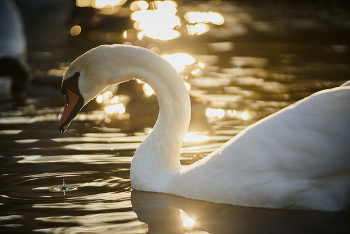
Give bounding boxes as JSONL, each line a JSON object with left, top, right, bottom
{"left": 108, "top": 47, "right": 191, "bottom": 191}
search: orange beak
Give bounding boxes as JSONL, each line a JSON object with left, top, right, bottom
{"left": 58, "top": 89, "right": 83, "bottom": 133}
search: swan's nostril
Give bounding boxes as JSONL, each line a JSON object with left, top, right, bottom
{"left": 64, "top": 94, "right": 69, "bottom": 107}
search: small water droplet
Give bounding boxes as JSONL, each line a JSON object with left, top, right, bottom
{"left": 48, "top": 180, "right": 79, "bottom": 193}
{"left": 48, "top": 184, "right": 79, "bottom": 192}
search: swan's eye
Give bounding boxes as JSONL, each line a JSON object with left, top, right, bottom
{"left": 61, "top": 71, "right": 81, "bottom": 96}
{"left": 61, "top": 87, "right": 67, "bottom": 95}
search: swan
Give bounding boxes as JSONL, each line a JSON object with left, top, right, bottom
{"left": 58, "top": 44, "right": 350, "bottom": 212}
{"left": 0, "top": 0, "right": 28, "bottom": 103}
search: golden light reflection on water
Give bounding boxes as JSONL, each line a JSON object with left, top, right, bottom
{"left": 183, "top": 216, "right": 196, "bottom": 227}
{"left": 96, "top": 95, "right": 104, "bottom": 103}
{"left": 241, "top": 111, "right": 249, "bottom": 120}
{"left": 185, "top": 11, "right": 224, "bottom": 25}
{"left": 206, "top": 108, "right": 224, "bottom": 118}
{"left": 110, "top": 96, "right": 119, "bottom": 104}
{"left": 179, "top": 209, "right": 197, "bottom": 231}
{"left": 35, "top": 210, "right": 137, "bottom": 225}
{"left": 65, "top": 142, "right": 141, "bottom": 151}
{"left": 130, "top": 1, "right": 149, "bottom": 11}
{"left": 131, "top": 1, "right": 180, "bottom": 40}
{"left": 0, "top": 114, "right": 63, "bottom": 124}
{"left": 33, "top": 200, "right": 132, "bottom": 211}
{"left": 162, "top": 53, "right": 195, "bottom": 72}
{"left": 105, "top": 104, "right": 125, "bottom": 114}
{"left": 103, "top": 91, "right": 114, "bottom": 100}
{"left": 140, "top": 80, "right": 190, "bottom": 97}
{"left": 206, "top": 108, "right": 250, "bottom": 120}
{"left": 143, "top": 83, "right": 154, "bottom": 97}
{"left": 96, "top": 91, "right": 113, "bottom": 104}
{"left": 76, "top": 0, "right": 224, "bottom": 39}
{"left": 15, "top": 154, "right": 132, "bottom": 164}
{"left": 191, "top": 69, "right": 200, "bottom": 75}
{"left": 187, "top": 23, "right": 210, "bottom": 35}
{"left": 35, "top": 218, "right": 146, "bottom": 234}
{"left": 0, "top": 215, "right": 23, "bottom": 222}
{"left": 95, "top": 90, "right": 132, "bottom": 116}
{"left": 76, "top": 0, "right": 127, "bottom": 9}
{"left": 52, "top": 134, "right": 145, "bottom": 143}
{"left": 183, "top": 132, "right": 209, "bottom": 142}
{"left": 0, "top": 130, "right": 22, "bottom": 134}
{"left": 14, "top": 139, "right": 39, "bottom": 144}
{"left": 228, "top": 109, "right": 236, "bottom": 117}
{"left": 184, "top": 82, "right": 190, "bottom": 90}
{"left": 198, "top": 62, "right": 205, "bottom": 69}
{"left": 185, "top": 11, "right": 224, "bottom": 36}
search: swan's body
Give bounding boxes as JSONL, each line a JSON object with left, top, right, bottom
{"left": 0, "top": 0, "right": 26, "bottom": 59}
{"left": 0, "top": 0, "right": 28, "bottom": 102}
{"left": 59, "top": 44, "right": 350, "bottom": 211}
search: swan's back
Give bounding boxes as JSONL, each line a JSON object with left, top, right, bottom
{"left": 219, "top": 86, "right": 350, "bottom": 177}
{"left": 173, "top": 86, "right": 350, "bottom": 211}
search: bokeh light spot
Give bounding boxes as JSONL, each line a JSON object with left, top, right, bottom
{"left": 70, "top": 25, "right": 81, "bottom": 36}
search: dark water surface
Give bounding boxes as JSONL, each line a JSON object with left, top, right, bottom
{"left": 1, "top": 0, "right": 350, "bottom": 233}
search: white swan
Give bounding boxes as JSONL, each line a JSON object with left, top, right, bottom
{"left": 0, "top": 0, "right": 28, "bottom": 103}
{"left": 58, "top": 44, "right": 350, "bottom": 212}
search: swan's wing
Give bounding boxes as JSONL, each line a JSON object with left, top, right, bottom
{"left": 173, "top": 87, "right": 350, "bottom": 209}
{"left": 209, "top": 86, "right": 350, "bottom": 179}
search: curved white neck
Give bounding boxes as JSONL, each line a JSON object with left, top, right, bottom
{"left": 107, "top": 46, "right": 191, "bottom": 191}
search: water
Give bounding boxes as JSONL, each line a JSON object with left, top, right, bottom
{"left": 1, "top": 0, "right": 350, "bottom": 233}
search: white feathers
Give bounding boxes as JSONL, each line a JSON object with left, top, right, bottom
{"left": 67, "top": 45, "right": 350, "bottom": 211}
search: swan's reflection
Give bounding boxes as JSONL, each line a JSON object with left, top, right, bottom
{"left": 131, "top": 190, "right": 350, "bottom": 234}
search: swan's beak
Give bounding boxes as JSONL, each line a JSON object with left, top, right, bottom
{"left": 58, "top": 88, "right": 84, "bottom": 133}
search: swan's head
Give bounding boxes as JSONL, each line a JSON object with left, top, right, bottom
{"left": 58, "top": 45, "right": 128, "bottom": 133}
